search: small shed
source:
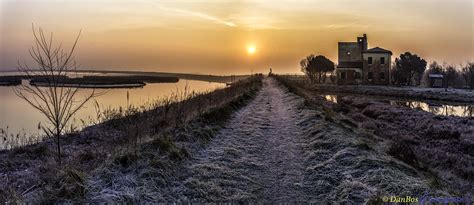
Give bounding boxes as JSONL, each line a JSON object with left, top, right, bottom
{"left": 429, "top": 74, "right": 444, "bottom": 88}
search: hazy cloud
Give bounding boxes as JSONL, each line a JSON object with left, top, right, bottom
{"left": 146, "top": 0, "right": 237, "bottom": 27}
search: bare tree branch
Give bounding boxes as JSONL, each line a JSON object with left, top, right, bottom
{"left": 14, "top": 25, "right": 98, "bottom": 165}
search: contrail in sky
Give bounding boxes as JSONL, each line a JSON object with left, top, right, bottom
{"left": 146, "top": 0, "right": 237, "bottom": 27}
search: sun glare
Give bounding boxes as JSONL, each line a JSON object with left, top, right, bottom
{"left": 247, "top": 46, "right": 256, "bottom": 55}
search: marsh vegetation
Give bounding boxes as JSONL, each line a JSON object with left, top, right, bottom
{"left": 274, "top": 75, "right": 473, "bottom": 195}
{"left": 0, "top": 75, "right": 263, "bottom": 203}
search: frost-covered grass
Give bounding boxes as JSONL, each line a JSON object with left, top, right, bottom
{"left": 275, "top": 75, "right": 473, "bottom": 196}
{"left": 282, "top": 75, "right": 474, "bottom": 103}
{"left": 87, "top": 78, "right": 447, "bottom": 203}
{"left": 338, "top": 96, "right": 473, "bottom": 193}
{"left": 86, "top": 84, "right": 261, "bottom": 202}
{"left": 0, "top": 75, "right": 263, "bottom": 203}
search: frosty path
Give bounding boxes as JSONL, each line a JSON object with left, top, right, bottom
{"left": 170, "top": 78, "right": 309, "bottom": 201}
{"left": 163, "top": 77, "right": 431, "bottom": 203}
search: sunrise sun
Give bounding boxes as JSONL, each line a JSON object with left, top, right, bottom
{"left": 247, "top": 46, "right": 256, "bottom": 55}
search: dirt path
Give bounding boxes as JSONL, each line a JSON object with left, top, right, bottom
{"left": 162, "top": 78, "right": 434, "bottom": 203}
{"left": 166, "top": 78, "right": 308, "bottom": 202}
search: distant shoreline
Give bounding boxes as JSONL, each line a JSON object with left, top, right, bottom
{"left": 29, "top": 82, "right": 146, "bottom": 88}
{"left": 68, "top": 70, "right": 251, "bottom": 83}
{"left": 0, "top": 70, "right": 251, "bottom": 87}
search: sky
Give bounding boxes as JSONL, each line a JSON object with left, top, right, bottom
{"left": 0, "top": 0, "right": 473, "bottom": 75}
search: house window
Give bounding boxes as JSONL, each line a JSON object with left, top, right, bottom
{"left": 380, "top": 72, "right": 385, "bottom": 80}
{"left": 381, "top": 57, "right": 385, "bottom": 65}
{"left": 340, "top": 71, "right": 346, "bottom": 79}
{"left": 368, "top": 57, "right": 373, "bottom": 65}
{"left": 355, "top": 72, "right": 361, "bottom": 79}
{"left": 368, "top": 72, "right": 373, "bottom": 80}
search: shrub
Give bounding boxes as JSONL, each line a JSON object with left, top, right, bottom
{"left": 428, "top": 176, "right": 442, "bottom": 189}
{"left": 42, "top": 168, "right": 88, "bottom": 202}
{"left": 354, "top": 139, "right": 373, "bottom": 151}
{"left": 113, "top": 153, "right": 136, "bottom": 168}
{"left": 386, "top": 141, "right": 419, "bottom": 168}
{"left": 428, "top": 129, "right": 461, "bottom": 140}
{"left": 340, "top": 118, "right": 357, "bottom": 128}
{"left": 78, "top": 151, "right": 95, "bottom": 163}
{"left": 152, "top": 136, "right": 174, "bottom": 153}
{"left": 332, "top": 104, "right": 351, "bottom": 113}
{"left": 168, "top": 147, "right": 188, "bottom": 161}
{"left": 366, "top": 195, "right": 385, "bottom": 205}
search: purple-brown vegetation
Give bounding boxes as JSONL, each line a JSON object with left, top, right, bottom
{"left": 339, "top": 97, "right": 473, "bottom": 192}
{"left": 0, "top": 76, "right": 263, "bottom": 203}
{"left": 274, "top": 75, "right": 473, "bottom": 194}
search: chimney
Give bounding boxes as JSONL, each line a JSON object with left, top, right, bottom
{"left": 357, "top": 34, "right": 368, "bottom": 51}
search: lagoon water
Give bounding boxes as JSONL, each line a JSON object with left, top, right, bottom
{"left": 322, "top": 95, "right": 473, "bottom": 117}
{"left": 0, "top": 80, "right": 225, "bottom": 140}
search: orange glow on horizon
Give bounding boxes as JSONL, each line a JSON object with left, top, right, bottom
{"left": 0, "top": 0, "right": 472, "bottom": 75}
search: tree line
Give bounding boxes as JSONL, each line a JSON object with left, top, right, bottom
{"left": 300, "top": 52, "right": 474, "bottom": 89}
{"left": 392, "top": 52, "right": 474, "bottom": 89}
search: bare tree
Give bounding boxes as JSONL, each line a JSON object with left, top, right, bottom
{"left": 14, "top": 25, "right": 100, "bottom": 164}
{"left": 443, "top": 64, "right": 458, "bottom": 91}
{"left": 461, "top": 62, "right": 474, "bottom": 90}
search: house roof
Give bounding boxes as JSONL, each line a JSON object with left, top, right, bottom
{"left": 337, "top": 62, "right": 363, "bottom": 68}
{"left": 363, "top": 47, "right": 393, "bottom": 55}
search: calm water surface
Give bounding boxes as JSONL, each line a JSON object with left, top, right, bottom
{"left": 0, "top": 80, "right": 224, "bottom": 138}
{"left": 322, "top": 95, "right": 473, "bottom": 117}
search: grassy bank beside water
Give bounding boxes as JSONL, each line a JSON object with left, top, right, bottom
{"left": 0, "top": 75, "right": 263, "bottom": 203}
{"left": 273, "top": 75, "right": 473, "bottom": 195}
{"left": 281, "top": 75, "right": 474, "bottom": 103}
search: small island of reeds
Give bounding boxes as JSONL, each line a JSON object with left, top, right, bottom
{"left": 0, "top": 75, "right": 180, "bottom": 88}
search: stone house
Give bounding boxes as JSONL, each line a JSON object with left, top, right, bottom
{"left": 336, "top": 34, "right": 392, "bottom": 85}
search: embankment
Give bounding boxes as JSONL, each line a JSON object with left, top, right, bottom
{"left": 283, "top": 76, "right": 474, "bottom": 103}
{"left": 90, "top": 78, "right": 443, "bottom": 203}
{"left": 0, "top": 75, "right": 262, "bottom": 203}
{"left": 274, "top": 75, "right": 473, "bottom": 195}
